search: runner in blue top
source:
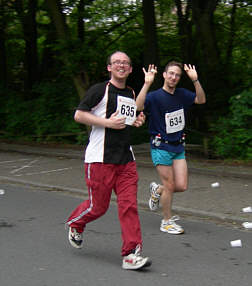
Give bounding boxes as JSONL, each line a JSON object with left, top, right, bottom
{"left": 136, "top": 61, "right": 206, "bottom": 234}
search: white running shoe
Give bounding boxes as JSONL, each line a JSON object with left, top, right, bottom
{"left": 122, "top": 245, "right": 152, "bottom": 270}
{"left": 160, "top": 216, "right": 184, "bottom": 234}
{"left": 68, "top": 227, "right": 83, "bottom": 249}
{"left": 149, "top": 182, "right": 160, "bottom": 211}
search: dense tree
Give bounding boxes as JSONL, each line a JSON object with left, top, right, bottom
{"left": 0, "top": 1, "right": 8, "bottom": 88}
{"left": 174, "top": 0, "right": 193, "bottom": 63}
{"left": 0, "top": 0, "right": 250, "bottom": 158}
{"left": 14, "top": 0, "right": 39, "bottom": 95}
{"left": 225, "top": 0, "right": 237, "bottom": 69}
{"left": 192, "top": 0, "right": 220, "bottom": 69}
{"left": 45, "top": 0, "right": 88, "bottom": 99}
{"left": 142, "top": 0, "right": 159, "bottom": 66}
{"left": 142, "top": 0, "right": 162, "bottom": 88}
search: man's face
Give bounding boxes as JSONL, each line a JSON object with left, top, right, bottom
{"left": 107, "top": 52, "right": 132, "bottom": 80}
{"left": 163, "top": 65, "right": 182, "bottom": 88}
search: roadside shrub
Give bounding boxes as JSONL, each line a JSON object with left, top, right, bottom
{"left": 2, "top": 94, "right": 35, "bottom": 137}
{"left": 2, "top": 81, "right": 84, "bottom": 144}
{"left": 210, "top": 89, "right": 252, "bottom": 160}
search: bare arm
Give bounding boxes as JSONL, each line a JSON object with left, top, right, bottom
{"left": 184, "top": 64, "right": 206, "bottom": 104}
{"left": 74, "top": 110, "right": 127, "bottom": 130}
{"left": 136, "top": 64, "right": 157, "bottom": 111}
{"left": 192, "top": 80, "right": 206, "bottom": 104}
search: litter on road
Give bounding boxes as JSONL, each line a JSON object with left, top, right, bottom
{"left": 242, "top": 222, "right": 252, "bottom": 229}
{"left": 242, "top": 206, "right": 252, "bottom": 213}
{"left": 230, "top": 239, "right": 242, "bottom": 248}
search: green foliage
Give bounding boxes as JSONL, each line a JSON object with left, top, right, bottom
{"left": 2, "top": 96, "right": 34, "bottom": 137}
{"left": 210, "top": 89, "right": 252, "bottom": 160}
{"left": 1, "top": 0, "right": 251, "bottom": 157}
{"left": 0, "top": 81, "right": 85, "bottom": 144}
{"left": 215, "top": 2, "right": 252, "bottom": 91}
{"left": 31, "top": 82, "right": 78, "bottom": 135}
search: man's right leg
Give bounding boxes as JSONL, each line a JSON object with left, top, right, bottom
{"left": 67, "top": 163, "right": 115, "bottom": 247}
{"left": 156, "top": 164, "right": 184, "bottom": 234}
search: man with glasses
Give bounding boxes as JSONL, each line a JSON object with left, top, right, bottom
{"left": 136, "top": 61, "right": 206, "bottom": 235}
{"left": 66, "top": 51, "right": 152, "bottom": 270}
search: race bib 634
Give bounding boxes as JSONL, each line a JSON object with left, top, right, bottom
{"left": 165, "top": 109, "right": 185, "bottom": 134}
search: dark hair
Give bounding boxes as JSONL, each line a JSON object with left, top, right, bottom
{"left": 106, "top": 51, "right": 132, "bottom": 66}
{"left": 164, "top": 61, "right": 183, "bottom": 72}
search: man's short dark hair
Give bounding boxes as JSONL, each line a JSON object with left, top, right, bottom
{"left": 164, "top": 61, "right": 183, "bottom": 72}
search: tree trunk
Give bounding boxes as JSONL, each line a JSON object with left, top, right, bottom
{"left": 25, "top": 0, "right": 38, "bottom": 90}
{"left": 225, "top": 0, "right": 237, "bottom": 69}
{"left": 15, "top": 0, "right": 39, "bottom": 96}
{"left": 45, "top": 0, "right": 68, "bottom": 40}
{"left": 142, "top": 0, "right": 161, "bottom": 88}
{"left": 77, "top": 0, "right": 85, "bottom": 42}
{"left": 45, "top": 0, "right": 88, "bottom": 99}
{"left": 191, "top": 0, "right": 231, "bottom": 98}
{"left": 191, "top": 0, "right": 220, "bottom": 71}
{"left": 175, "top": 0, "right": 193, "bottom": 63}
{"left": 0, "top": 1, "right": 7, "bottom": 88}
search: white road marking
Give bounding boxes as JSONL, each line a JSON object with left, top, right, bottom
{"left": 10, "top": 159, "right": 39, "bottom": 174}
{"left": 13, "top": 167, "right": 73, "bottom": 176}
{"left": 0, "top": 159, "right": 30, "bottom": 164}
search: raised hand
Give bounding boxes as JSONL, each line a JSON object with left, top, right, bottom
{"left": 184, "top": 64, "right": 198, "bottom": 82}
{"left": 142, "top": 64, "right": 158, "bottom": 85}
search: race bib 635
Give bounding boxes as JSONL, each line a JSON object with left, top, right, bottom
{"left": 116, "top": 96, "right": 136, "bottom": 126}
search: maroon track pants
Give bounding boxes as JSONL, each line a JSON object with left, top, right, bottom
{"left": 67, "top": 161, "right": 142, "bottom": 256}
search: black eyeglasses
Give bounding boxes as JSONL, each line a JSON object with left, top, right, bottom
{"left": 111, "top": 60, "right": 131, "bottom": 67}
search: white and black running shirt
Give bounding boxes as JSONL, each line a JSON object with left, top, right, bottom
{"left": 77, "top": 81, "right": 135, "bottom": 164}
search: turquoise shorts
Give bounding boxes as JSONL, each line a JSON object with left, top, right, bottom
{"left": 151, "top": 148, "right": 185, "bottom": 166}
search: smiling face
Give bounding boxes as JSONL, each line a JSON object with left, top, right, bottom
{"left": 107, "top": 52, "right": 132, "bottom": 87}
{"left": 163, "top": 65, "right": 182, "bottom": 91}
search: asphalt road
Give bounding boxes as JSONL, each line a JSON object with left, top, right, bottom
{"left": 0, "top": 150, "right": 251, "bottom": 224}
{"left": 1, "top": 182, "right": 252, "bottom": 286}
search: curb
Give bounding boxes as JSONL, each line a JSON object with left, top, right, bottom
{"left": 0, "top": 175, "right": 248, "bottom": 225}
{"left": 1, "top": 143, "right": 252, "bottom": 180}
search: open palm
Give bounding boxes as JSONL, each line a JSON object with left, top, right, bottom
{"left": 184, "top": 64, "right": 198, "bottom": 81}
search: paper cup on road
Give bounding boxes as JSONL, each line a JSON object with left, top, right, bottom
{"left": 0, "top": 189, "right": 5, "bottom": 195}
{"left": 230, "top": 239, "right": 242, "bottom": 247}
{"left": 211, "top": 182, "right": 220, "bottom": 188}
{"left": 242, "top": 206, "right": 252, "bottom": 213}
{"left": 242, "top": 222, "right": 252, "bottom": 229}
